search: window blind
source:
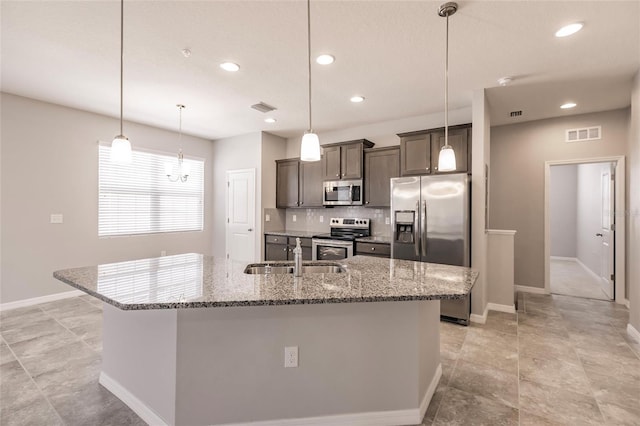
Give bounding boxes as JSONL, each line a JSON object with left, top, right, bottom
{"left": 98, "top": 145, "right": 204, "bottom": 237}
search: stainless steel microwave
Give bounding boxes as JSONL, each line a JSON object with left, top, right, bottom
{"left": 322, "top": 179, "right": 363, "bottom": 206}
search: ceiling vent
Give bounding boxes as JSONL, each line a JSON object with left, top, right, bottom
{"left": 566, "top": 126, "right": 601, "bottom": 142}
{"left": 251, "top": 102, "right": 277, "bottom": 113}
{"left": 509, "top": 110, "right": 522, "bottom": 118}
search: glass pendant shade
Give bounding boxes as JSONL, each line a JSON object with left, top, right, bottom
{"left": 438, "top": 145, "right": 456, "bottom": 171}
{"left": 300, "top": 132, "right": 321, "bottom": 162}
{"left": 110, "top": 135, "right": 132, "bottom": 163}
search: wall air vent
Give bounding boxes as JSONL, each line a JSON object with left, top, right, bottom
{"left": 251, "top": 102, "right": 277, "bottom": 113}
{"left": 509, "top": 110, "right": 522, "bottom": 117}
{"left": 566, "top": 126, "right": 601, "bottom": 142}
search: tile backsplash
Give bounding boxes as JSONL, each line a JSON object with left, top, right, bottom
{"left": 281, "top": 207, "right": 391, "bottom": 237}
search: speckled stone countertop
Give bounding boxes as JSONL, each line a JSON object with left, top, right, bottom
{"left": 355, "top": 236, "right": 392, "bottom": 244}
{"left": 53, "top": 253, "right": 478, "bottom": 311}
{"left": 264, "top": 230, "right": 319, "bottom": 238}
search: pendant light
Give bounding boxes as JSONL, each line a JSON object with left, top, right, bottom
{"left": 437, "top": 2, "right": 458, "bottom": 172}
{"left": 165, "top": 104, "right": 191, "bottom": 183}
{"left": 300, "top": 0, "right": 321, "bottom": 162}
{"left": 110, "top": 0, "right": 132, "bottom": 164}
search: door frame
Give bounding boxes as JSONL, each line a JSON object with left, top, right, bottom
{"left": 543, "top": 156, "right": 626, "bottom": 304}
{"left": 225, "top": 168, "right": 258, "bottom": 262}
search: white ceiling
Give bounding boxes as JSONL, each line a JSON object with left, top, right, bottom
{"left": 2, "top": 1, "right": 638, "bottom": 140}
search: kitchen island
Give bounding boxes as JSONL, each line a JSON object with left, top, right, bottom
{"left": 54, "top": 254, "right": 477, "bottom": 426}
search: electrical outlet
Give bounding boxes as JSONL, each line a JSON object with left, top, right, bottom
{"left": 265, "top": 214, "right": 271, "bottom": 222}
{"left": 284, "top": 346, "right": 298, "bottom": 368}
{"left": 50, "top": 214, "right": 63, "bottom": 224}
{"left": 319, "top": 216, "right": 324, "bottom": 223}
{"left": 385, "top": 217, "right": 390, "bottom": 225}
{"left": 292, "top": 214, "right": 297, "bottom": 222}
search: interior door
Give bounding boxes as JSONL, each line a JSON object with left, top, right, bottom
{"left": 226, "top": 169, "right": 256, "bottom": 262}
{"left": 599, "top": 167, "right": 614, "bottom": 299}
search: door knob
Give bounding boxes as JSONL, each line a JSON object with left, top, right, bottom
{"left": 248, "top": 228, "right": 253, "bottom": 232}
{"left": 596, "top": 233, "right": 603, "bottom": 237}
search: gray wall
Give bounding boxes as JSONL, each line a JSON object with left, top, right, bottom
{"left": 576, "top": 162, "right": 612, "bottom": 276}
{"left": 550, "top": 165, "right": 577, "bottom": 257}
{"left": 0, "top": 93, "right": 214, "bottom": 304}
{"left": 211, "top": 132, "right": 262, "bottom": 260}
{"left": 629, "top": 71, "right": 640, "bottom": 332}
{"left": 490, "top": 108, "right": 629, "bottom": 289}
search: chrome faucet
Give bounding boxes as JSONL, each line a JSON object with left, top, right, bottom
{"left": 293, "top": 237, "right": 303, "bottom": 277}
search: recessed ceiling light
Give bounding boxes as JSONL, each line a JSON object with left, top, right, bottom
{"left": 220, "top": 62, "right": 240, "bottom": 72}
{"left": 181, "top": 48, "right": 192, "bottom": 58}
{"left": 555, "top": 23, "right": 583, "bottom": 38}
{"left": 350, "top": 96, "right": 365, "bottom": 103}
{"left": 561, "top": 102, "right": 577, "bottom": 109}
{"left": 316, "top": 54, "right": 335, "bottom": 65}
{"left": 264, "top": 117, "right": 277, "bottom": 123}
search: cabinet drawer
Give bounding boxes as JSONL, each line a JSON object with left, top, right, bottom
{"left": 265, "top": 235, "right": 287, "bottom": 244}
{"left": 288, "top": 237, "right": 312, "bottom": 247}
{"left": 355, "top": 242, "right": 391, "bottom": 257}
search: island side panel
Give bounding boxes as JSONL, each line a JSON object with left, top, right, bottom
{"left": 101, "top": 304, "right": 178, "bottom": 425}
{"left": 419, "top": 300, "right": 441, "bottom": 401}
{"left": 174, "top": 300, "right": 439, "bottom": 425}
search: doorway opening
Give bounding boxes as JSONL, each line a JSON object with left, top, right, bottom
{"left": 544, "top": 157, "right": 626, "bottom": 304}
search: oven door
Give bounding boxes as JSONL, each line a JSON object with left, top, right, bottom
{"left": 312, "top": 239, "right": 354, "bottom": 260}
{"left": 323, "top": 180, "right": 363, "bottom": 206}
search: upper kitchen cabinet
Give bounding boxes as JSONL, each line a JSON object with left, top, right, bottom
{"left": 276, "top": 158, "right": 323, "bottom": 208}
{"left": 430, "top": 126, "right": 470, "bottom": 174}
{"left": 399, "top": 131, "right": 431, "bottom": 175}
{"left": 398, "top": 124, "right": 471, "bottom": 176}
{"left": 321, "top": 139, "right": 374, "bottom": 181}
{"left": 276, "top": 159, "right": 300, "bottom": 208}
{"left": 363, "top": 147, "right": 400, "bottom": 207}
{"left": 299, "top": 159, "right": 323, "bottom": 207}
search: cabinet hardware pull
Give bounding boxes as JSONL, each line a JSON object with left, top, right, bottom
{"left": 283, "top": 247, "right": 287, "bottom": 251}
{"left": 371, "top": 247, "right": 375, "bottom": 251}
{"left": 336, "top": 174, "right": 339, "bottom": 177}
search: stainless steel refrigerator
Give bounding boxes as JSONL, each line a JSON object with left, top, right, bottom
{"left": 390, "top": 174, "right": 470, "bottom": 324}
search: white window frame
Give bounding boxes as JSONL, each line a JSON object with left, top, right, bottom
{"left": 98, "top": 143, "right": 205, "bottom": 237}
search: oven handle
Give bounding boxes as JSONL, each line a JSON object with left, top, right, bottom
{"left": 312, "top": 239, "right": 354, "bottom": 248}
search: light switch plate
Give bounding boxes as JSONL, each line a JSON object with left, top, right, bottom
{"left": 292, "top": 215, "right": 297, "bottom": 222}
{"left": 385, "top": 217, "right": 390, "bottom": 225}
{"left": 265, "top": 214, "right": 271, "bottom": 222}
{"left": 50, "top": 214, "right": 63, "bottom": 224}
{"left": 319, "top": 216, "right": 324, "bottom": 223}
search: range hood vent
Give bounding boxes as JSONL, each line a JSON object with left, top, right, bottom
{"left": 566, "top": 126, "right": 601, "bottom": 142}
{"left": 251, "top": 102, "right": 277, "bottom": 113}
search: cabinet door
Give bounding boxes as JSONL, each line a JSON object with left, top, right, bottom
{"left": 430, "top": 127, "right": 468, "bottom": 173}
{"left": 364, "top": 148, "right": 399, "bottom": 207}
{"left": 322, "top": 146, "right": 341, "bottom": 180}
{"left": 400, "top": 133, "right": 431, "bottom": 176}
{"left": 276, "top": 160, "right": 300, "bottom": 208}
{"left": 299, "top": 160, "right": 323, "bottom": 207}
{"left": 341, "top": 143, "right": 363, "bottom": 179}
{"left": 265, "top": 243, "right": 288, "bottom": 261}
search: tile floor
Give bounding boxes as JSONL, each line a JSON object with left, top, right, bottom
{"left": 550, "top": 258, "right": 610, "bottom": 301}
{"left": 1, "top": 293, "right": 639, "bottom": 425}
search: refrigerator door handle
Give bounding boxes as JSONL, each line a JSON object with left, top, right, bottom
{"left": 421, "top": 201, "right": 427, "bottom": 257}
{"left": 414, "top": 201, "right": 420, "bottom": 257}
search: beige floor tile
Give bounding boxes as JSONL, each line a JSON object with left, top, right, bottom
{"left": 519, "top": 354, "right": 592, "bottom": 396}
{"left": 550, "top": 259, "right": 609, "bottom": 300}
{"left": 519, "top": 379, "right": 604, "bottom": 425}
{"left": 598, "top": 401, "right": 640, "bottom": 426}
{"left": 459, "top": 338, "right": 519, "bottom": 375}
{"left": 585, "top": 369, "right": 640, "bottom": 410}
{"left": 433, "top": 387, "right": 518, "bottom": 426}
{"left": 448, "top": 359, "right": 519, "bottom": 408}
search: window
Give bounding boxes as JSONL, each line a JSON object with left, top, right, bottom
{"left": 98, "top": 145, "right": 204, "bottom": 237}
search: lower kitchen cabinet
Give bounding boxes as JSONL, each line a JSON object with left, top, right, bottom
{"left": 354, "top": 242, "right": 391, "bottom": 258}
{"left": 264, "top": 235, "right": 312, "bottom": 261}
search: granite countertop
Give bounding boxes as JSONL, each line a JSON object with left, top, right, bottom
{"left": 355, "top": 236, "right": 392, "bottom": 244}
{"left": 53, "top": 253, "right": 478, "bottom": 311}
{"left": 264, "top": 230, "right": 319, "bottom": 238}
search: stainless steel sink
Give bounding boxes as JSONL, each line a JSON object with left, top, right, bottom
{"left": 244, "top": 263, "right": 345, "bottom": 275}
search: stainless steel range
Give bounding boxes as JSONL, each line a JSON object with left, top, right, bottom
{"left": 312, "top": 218, "right": 370, "bottom": 261}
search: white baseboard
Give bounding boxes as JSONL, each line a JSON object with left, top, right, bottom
{"left": 627, "top": 323, "right": 640, "bottom": 343}
{"left": 486, "top": 303, "right": 516, "bottom": 314}
{"left": 101, "top": 365, "right": 442, "bottom": 426}
{"left": 0, "top": 289, "right": 84, "bottom": 311}
{"left": 550, "top": 256, "right": 576, "bottom": 261}
{"left": 515, "top": 285, "right": 548, "bottom": 295}
{"left": 99, "top": 372, "right": 169, "bottom": 426}
{"left": 574, "top": 257, "right": 602, "bottom": 283}
{"left": 470, "top": 305, "right": 489, "bottom": 324}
